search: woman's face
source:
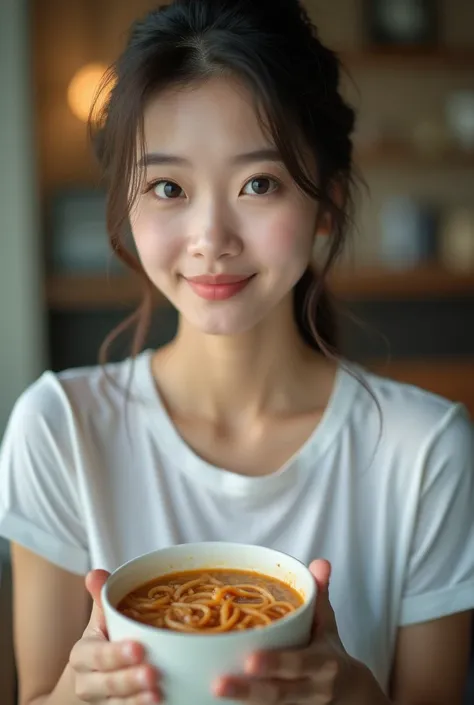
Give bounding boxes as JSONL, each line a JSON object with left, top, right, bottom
{"left": 130, "top": 76, "right": 319, "bottom": 336}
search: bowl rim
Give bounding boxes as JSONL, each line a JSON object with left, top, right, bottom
{"left": 101, "top": 541, "right": 316, "bottom": 640}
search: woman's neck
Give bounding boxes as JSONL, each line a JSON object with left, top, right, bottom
{"left": 151, "top": 296, "right": 336, "bottom": 424}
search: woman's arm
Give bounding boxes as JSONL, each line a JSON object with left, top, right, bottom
{"left": 390, "top": 611, "right": 473, "bottom": 705}
{"left": 11, "top": 542, "right": 90, "bottom": 705}
{"left": 11, "top": 547, "right": 160, "bottom": 705}
{"left": 213, "top": 563, "right": 473, "bottom": 705}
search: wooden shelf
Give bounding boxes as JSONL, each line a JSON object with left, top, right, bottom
{"left": 46, "top": 274, "right": 166, "bottom": 310}
{"left": 340, "top": 47, "right": 474, "bottom": 70}
{"left": 370, "top": 357, "right": 474, "bottom": 417}
{"left": 45, "top": 267, "right": 474, "bottom": 310}
{"left": 331, "top": 266, "right": 474, "bottom": 299}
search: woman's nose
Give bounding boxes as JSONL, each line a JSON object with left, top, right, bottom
{"left": 186, "top": 200, "right": 242, "bottom": 262}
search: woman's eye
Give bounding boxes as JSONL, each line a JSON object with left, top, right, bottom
{"left": 242, "top": 177, "right": 279, "bottom": 196}
{"left": 153, "top": 180, "right": 184, "bottom": 199}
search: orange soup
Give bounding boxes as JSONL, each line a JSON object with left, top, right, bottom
{"left": 118, "top": 569, "right": 304, "bottom": 633}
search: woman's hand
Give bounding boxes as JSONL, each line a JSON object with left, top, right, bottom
{"left": 213, "top": 560, "right": 387, "bottom": 705}
{"left": 69, "top": 569, "right": 162, "bottom": 704}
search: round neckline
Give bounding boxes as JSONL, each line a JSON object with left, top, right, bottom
{"left": 133, "top": 349, "right": 360, "bottom": 499}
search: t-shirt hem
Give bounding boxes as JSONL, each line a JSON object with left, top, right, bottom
{"left": 399, "top": 579, "right": 474, "bottom": 626}
{"left": 0, "top": 509, "right": 89, "bottom": 576}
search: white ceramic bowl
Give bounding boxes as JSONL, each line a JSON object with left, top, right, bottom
{"left": 102, "top": 542, "right": 316, "bottom": 705}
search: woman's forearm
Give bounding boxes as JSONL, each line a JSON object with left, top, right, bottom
{"left": 351, "top": 661, "right": 392, "bottom": 705}
{"left": 26, "top": 663, "right": 83, "bottom": 705}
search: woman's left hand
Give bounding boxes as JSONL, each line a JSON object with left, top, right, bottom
{"left": 213, "top": 559, "right": 386, "bottom": 705}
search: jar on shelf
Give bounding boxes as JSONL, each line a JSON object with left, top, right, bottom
{"left": 439, "top": 207, "right": 474, "bottom": 272}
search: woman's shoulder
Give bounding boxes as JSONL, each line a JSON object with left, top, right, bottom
{"left": 10, "top": 350, "right": 153, "bottom": 429}
{"left": 346, "top": 362, "right": 472, "bottom": 449}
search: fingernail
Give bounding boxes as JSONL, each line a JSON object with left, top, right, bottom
{"left": 245, "top": 653, "right": 269, "bottom": 674}
{"left": 122, "top": 642, "right": 139, "bottom": 662}
{"left": 142, "top": 694, "right": 160, "bottom": 704}
{"left": 221, "top": 686, "right": 237, "bottom": 698}
{"left": 221, "top": 682, "right": 243, "bottom": 698}
{"left": 139, "top": 667, "right": 151, "bottom": 687}
{"left": 244, "top": 659, "right": 258, "bottom": 674}
{"left": 213, "top": 679, "right": 234, "bottom": 699}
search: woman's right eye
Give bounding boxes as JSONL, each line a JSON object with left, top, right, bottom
{"left": 152, "top": 180, "right": 185, "bottom": 200}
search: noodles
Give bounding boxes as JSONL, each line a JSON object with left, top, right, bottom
{"left": 117, "top": 569, "right": 303, "bottom": 633}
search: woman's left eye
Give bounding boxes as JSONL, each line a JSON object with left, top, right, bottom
{"left": 241, "top": 177, "right": 279, "bottom": 196}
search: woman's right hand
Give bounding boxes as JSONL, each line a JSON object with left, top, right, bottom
{"left": 69, "top": 569, "right": 162, "bottom": 704}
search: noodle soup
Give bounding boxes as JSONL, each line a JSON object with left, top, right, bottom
{"left": 118, "top": 569, "right": 304, "bottom": 633}
{"left": 102, "top": 543, "right": 316, "bottom": 705}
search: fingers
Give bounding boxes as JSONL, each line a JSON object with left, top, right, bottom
{"left": 75, "top": 663, "right": 161, "bottom": 702}
{"left": 213, "top": 676, "right": 314, "bottom": 703}
{"left": 85, "top": 569, "right": 111, "bottom": 609}
{"left": 309, "top": 560, "right": 338, "bottom": 633}
{"left": 84, "top": 569, "right": 111, "bottom": 636}
{"left": 70, "top": 638, "right": 145, "bottom": 673}
{"left": 106, "top": 695, "right": 160, "bottom": 705}
{"left": 244, "top": 648, "right": 323, "bottom": 680}
{"left": 214, "top": 653, "right": 341, "bottom": 704}
{"left": 308, "top": 560, "right": 331, "bottom": 592}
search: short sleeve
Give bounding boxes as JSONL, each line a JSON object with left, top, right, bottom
{"left": 0, "top": 375, "right": 89, "bottom": 575}
{"left": 400, "top": 404, "right": 474, "bottom": 626}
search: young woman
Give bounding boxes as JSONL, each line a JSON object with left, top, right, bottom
{"left": 1, "top": 1, "right": 473, "bottom": 704}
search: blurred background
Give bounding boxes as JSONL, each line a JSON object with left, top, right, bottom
{"left": 0, "top": 0, "right": 474, "bottom": 701}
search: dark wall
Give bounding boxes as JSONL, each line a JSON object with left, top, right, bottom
{"left": 49, "top": 297, "right": 474, "bottom": 371}
{"left": 49, "top": 307, "right": 179, "bottom": 371}
{"left": 340, "top": 297, "right": 474, "bottom": 361}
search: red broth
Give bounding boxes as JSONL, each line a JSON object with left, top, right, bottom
{"left": 117, "top": 568, "right": 304, "bottom": 633}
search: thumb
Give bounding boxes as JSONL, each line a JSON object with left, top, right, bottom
{"left": 309, "top": 559, "right": 337, "bottom": 633}
{"left": 85, "top": 569, "right": 110, "bottom": 637}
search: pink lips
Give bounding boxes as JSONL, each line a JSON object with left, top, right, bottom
{"left": 184, "top": 274, "right": 255, "bottom": 301}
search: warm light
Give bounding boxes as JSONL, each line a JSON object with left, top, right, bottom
{"left": 67, "top": 63, "right": 109, "bottom": 123}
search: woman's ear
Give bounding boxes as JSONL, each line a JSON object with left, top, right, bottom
{"left": 315, "top": 181, "right": 345, "bottom": 237}
{"left": 316, "top": 210, "right": 333, "bottom": 237}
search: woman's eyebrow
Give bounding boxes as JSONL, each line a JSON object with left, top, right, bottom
{"left": 138, "top": 153, "right": 191, "bottom": 167}
{"left": 231, "top": 148, "right": 283, "bottom": 164}
{"left": 137, "top": 147, "right": 282, "bottom": 168}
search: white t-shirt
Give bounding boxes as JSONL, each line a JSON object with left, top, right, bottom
{"left": 1, "top": 350, "right": 473, "bottom": 691}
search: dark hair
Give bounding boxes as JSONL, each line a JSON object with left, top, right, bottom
{"left": 92, "top": 0, "right": 356, "bottom": 362}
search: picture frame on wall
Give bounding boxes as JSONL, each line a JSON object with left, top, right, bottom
{"left": 364, "top": 0, "right": 439, "bottom": 48}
